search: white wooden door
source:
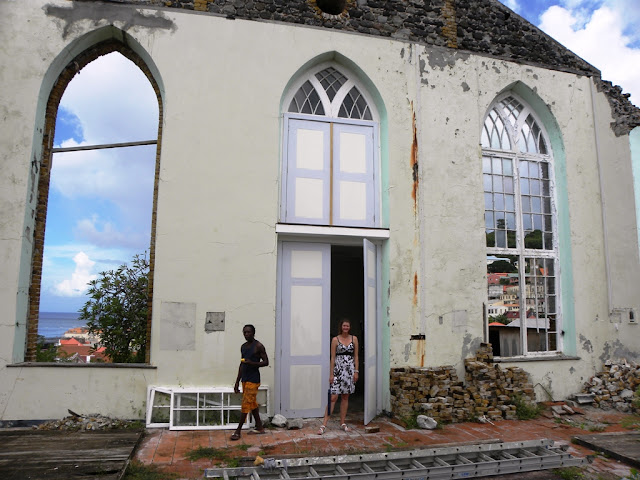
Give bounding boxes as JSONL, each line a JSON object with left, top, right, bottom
{"left": 279, "top": 242, "right": 331, "bottom": 417}
{"left": 363, "top": 239, "right": 380, "bottom": 424}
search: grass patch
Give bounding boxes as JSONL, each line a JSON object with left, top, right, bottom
{"left": 185, "top": 446, "right": 229, "bottom": 462}
{"left": 123, "top": 461, "right": 179, "bottom": 480}
{"left": 553, "top": 466, "right": 585, "bottom": 480}
{"left": 512, "top": 395, "right": 544, "bottom": 420}
{"left": 402, "top": 412, "right": 419, "bottom": 429}
{"left": 621, "top": 416, "right": 640, "bottom": 430}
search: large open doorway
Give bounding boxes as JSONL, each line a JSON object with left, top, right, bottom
{"left": 330, "top": 245, "right": 364, "bottom": 413}
{"left": 277, "top": 240, "right": 379, "bottom": 423}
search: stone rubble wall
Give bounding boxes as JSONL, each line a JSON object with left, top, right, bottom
{"left": 390, "top": 344, "right": 534, "bottom": 423}
{"left": 582, "top": 360, "right": 640, "bottom": 412}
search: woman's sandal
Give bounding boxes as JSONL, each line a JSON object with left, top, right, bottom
{"left": 317, "top": 425, "right": 326, "bottom": 435}
{"left": 341, "top": 423, "right": 350, "bottom": 432}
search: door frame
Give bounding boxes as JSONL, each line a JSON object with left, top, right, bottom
{"left": 275, "top": 236, "right": 384, "bottom": 422}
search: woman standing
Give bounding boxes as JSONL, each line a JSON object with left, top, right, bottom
{"left": 318, "top": 319, "right": 359, "bottom": 434}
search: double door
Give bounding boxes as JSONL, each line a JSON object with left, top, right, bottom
{"left": 277, "top": 240, "right": 380, "bottom": 424}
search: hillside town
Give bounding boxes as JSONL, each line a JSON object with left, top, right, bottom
{"left": 54, "top": 328, "right": 107, "bottom": 363}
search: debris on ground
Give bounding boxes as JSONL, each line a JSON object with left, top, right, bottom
{"left": 34, "top": 410, "right": 142, "bottom": 431}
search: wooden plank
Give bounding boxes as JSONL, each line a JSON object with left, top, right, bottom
{"left": 0, "top": 430, "right": 142, "bottom": 480}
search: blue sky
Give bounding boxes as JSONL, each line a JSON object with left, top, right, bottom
{"left": 40, "top": 52, "right": 158, "bottom": 313}
{"left": 40, "top": 1, "right": 639, "bottom": 315}
{"left": 498, "top": 0, "right": 640, "bottom": 103}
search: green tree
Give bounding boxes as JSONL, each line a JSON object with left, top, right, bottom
{"left": 36, "top": 335, "right": 60, "bottom": 362}
{"left": 79, "top": 253, "right": 149, "bottom": 363}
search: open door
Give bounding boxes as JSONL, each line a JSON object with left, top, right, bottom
{"left": 363, "top": 239, "right": 379, "bottom": 424}
{"left": 279, "top": 242, "right": 331, "bottom": 418}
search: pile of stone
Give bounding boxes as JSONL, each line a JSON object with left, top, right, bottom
{"left": 390, "top": 365, "right": 469, "bottom": 423}
{"left": 582, "top": 360, "right": 640, "bottom": 412}
{"left": 390, "top": 343, "right": 535, "bottom": 424}
{"left": 34, "top": 410, "right": 141, "bottom": 431}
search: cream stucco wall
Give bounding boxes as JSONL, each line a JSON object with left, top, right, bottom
{"left": 0, "top": 0, "right": 638, "bottom": 420}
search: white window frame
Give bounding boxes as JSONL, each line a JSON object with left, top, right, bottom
{"left": 483, "top": 93, "right": 562, "bottom": 358}
{"left": 145, "top": 386, "right": 269, "bottom": 430}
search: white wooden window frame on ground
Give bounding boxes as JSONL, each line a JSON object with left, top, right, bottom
{"left": 145, "top": 386, "right": 269, "bottom": 430}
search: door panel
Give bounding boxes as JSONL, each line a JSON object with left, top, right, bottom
{"left": 279, "top": 242, "right": 330, "bottom": 417}
{"left": 363, "top": 239, "right": 379, "bottom": 424}
{"left": 333, "top": 123, "right": 375, "bottom": 226}
{"left": 284, "top": 119, "right": 331, "bottom": 224}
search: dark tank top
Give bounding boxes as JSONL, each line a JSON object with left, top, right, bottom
{"left": 241, "top": 341, "right": 261, "bottom": 383}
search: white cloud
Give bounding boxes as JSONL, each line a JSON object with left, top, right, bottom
{"left": 54, "top": 251, "right": 97, "bottom": 297}
{"left": 75, "top": 215, "right": 150, "bottom": 250}
{"left": 539, "top": 4, "right": 640, "bottom": 104}
{"left": 502, "top": 0, "right": 519, "bottom": 13}
{"left": 59, "top": 52, "right": 159, "bottom": 144}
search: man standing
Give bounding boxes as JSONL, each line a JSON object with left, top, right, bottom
{"left": 231, "top": 324, "right": 269, "bottom": 440}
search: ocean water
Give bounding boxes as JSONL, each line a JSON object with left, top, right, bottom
{"left": 38, "top": 312, "right": 86, "bottom": 338}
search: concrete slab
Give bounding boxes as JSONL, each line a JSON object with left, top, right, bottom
{"left": 572, "top": 432, "right": 640, "bottom": 468}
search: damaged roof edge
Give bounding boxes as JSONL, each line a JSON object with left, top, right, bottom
{"left": 49, "top": 0, "right": 639, "bottom": 134}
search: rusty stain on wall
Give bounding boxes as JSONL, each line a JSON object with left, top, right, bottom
{"left": 413, "top": 272, "right": 418, "bottom": 306}
{"left": 410, "top": 104, "right": 418, "bottom": 214}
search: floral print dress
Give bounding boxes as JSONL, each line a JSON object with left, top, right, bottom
{"left": 330, "top": 337, "right": 355, "bottom": 394}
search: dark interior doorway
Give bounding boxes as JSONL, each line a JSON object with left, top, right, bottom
{"left": 330, "top": 245, "right": 364, "bottom": 412}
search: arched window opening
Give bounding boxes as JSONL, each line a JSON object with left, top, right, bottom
{"left": 483, "top": 94, "right": 559, "bottom": 357}
{"left": 28, "top": 46, "right": 161, "bottom": 363}
{"left": 282, "top": 64, "right": 378, "bottom": 227}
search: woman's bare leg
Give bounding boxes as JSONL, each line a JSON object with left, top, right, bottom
{"left": 339, "top": 394, "right": 349, "bottom": 425}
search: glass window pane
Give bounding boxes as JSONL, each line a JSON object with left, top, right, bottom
{"left": 544, "top": 232, "right": 553, "bottom": 249}
{"left": 494, "top": 193, "right": 504, "bottom": 210}
{"left": 494, "top": 176, "right": 504, "bottom": 192}
{"left": 520, "top": 178, "right": 529, "bottom": 195}
{"left": 533, "top": 214, "right": 542, "bottom": 231}
{"left": 529, "top": 162, "right": 540, "bottom": 178}
{"left": 530, "top": 179, "right": 541, "bottom": 195}
{"left": 519, "top": 161, "right": 529, "bottom": 177}
{"left": 504, "top": 176, "right": 514, "bottom": 193}
{"left": 522, "top": 195, "right": 531, "bottom": 213}
{"left": 531, "top": 197, "right": 542, "bottom": 213}
{"left": 506, "top": 213, "right": 516, "bottom": 230}
{"left": 507, "top": 230, "right": 516, "bottom": 248}
{"left": 492, "top": 157, "right": 502, "bottom": 174}
{"left": 485, "top": 212, "right": 494, "bottom": 229}
{"left": 505, "top": 194, "right": 515, "bottom": 211}
{"left": 523, "top": 214, "right": 532, "bottom": 231}
{"left": 483, "top": 157, "right": 492, "bottom": 173}
{"left": 485, "top": 192, "right": 493, "bottom": 210}
{"left": 484, "top": 174, "right": 493, "bottom": 192}
{"left": 502, "top": 159, "right": 513, "bottom": 176}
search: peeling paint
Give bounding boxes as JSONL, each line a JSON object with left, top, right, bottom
{"left": 579, "top": 334, "right": 593, "bottom": 353}
{"left": 403, "top": 342, "right": 411, "bottom": 362}
{"left": 426, "top": 49, "right": 469, "bottom": 71}
{"left": 461, "top": 333, "right": 481, "bottom": 360}
{"left": 461, "top": 81, "right": 470, "bottom": 92}
{"left": 44, "top": 2, "right": 176, "bottom": 39}
{"left": 600, "top": 340, "right": 639, "bottom": 363}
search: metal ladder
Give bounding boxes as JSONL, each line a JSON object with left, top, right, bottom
{"left": 204, "top": 439, "right": 587, "bottom": 480}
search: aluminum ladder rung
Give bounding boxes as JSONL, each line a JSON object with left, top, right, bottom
{"left": 204, "top": 439, "right": 586, "bottom": 480}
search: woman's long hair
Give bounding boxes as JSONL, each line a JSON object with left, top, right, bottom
{"left": 336, "top": 318, "right": 351, "bottom": 336}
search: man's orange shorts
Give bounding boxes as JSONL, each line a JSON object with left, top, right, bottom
{"left": 241, "top": 381, "right": 260, "bottom": 413}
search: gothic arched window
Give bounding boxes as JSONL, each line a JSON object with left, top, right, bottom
{"left": 483, "top": 94, "right": 559, "bottom": 357}
{"left": 282, "top": 64, "right": 378, "bottom": 227}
